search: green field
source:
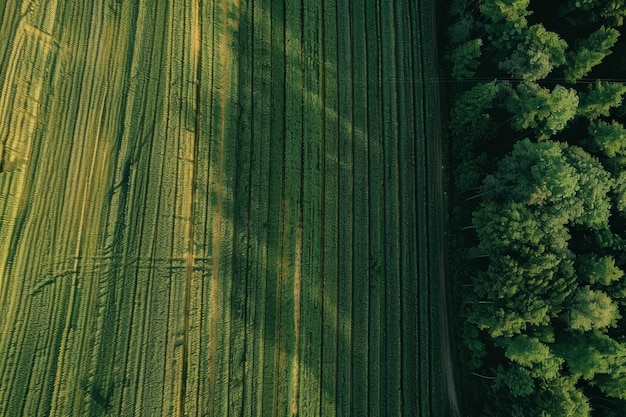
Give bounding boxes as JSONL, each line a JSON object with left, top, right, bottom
{"left": 0, "top": 1, "right": 449, "bottom": 415}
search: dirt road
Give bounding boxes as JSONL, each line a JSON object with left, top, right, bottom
{"left": 427, "top": 1, "right": 462, "bottom": 415}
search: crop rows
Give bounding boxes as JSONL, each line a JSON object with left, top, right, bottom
{"left": 0, "top": 0, "right": 447, "bottom": 416}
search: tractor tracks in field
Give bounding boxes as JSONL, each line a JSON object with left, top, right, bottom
{"left": 178, "top": 2, "right": 204, "bottom": 416}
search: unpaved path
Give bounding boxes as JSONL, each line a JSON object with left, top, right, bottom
{"left": 428, "top": 1, "right": 461, "bottom": 415}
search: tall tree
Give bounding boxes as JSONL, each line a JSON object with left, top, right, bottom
{"left": 563, "top": 144, "right": 614, "bottom": 228}
{"left": 481, "top": 0, "right": 531, "bottom": 50}
{"left": 473, "top": 201, "right": 557, "bottom": 256}
{"left": 564, "top": 0, "right": 626, "bottom": 26}
{"left": 481, "top": 138, "right": 579, "bottom": 206}
{"left": 493, "top": 364, "right": 535, "bottom": 398}
{"left": 506, "top": 83, "right": 579, "bottom": 139}
{"left": 469, "top": 255, "right": 576, "bottom": 338}
{"left": 566, "top": 287, "right": 621, "bottom": 331}
{"left": 484, "top": 375, "right": 591, "bottom": 417}
{"left": 578, "top": 81, "right": 626, "bottom": 120}
{"left": 588, "top": 119, "right": 626, "bottom": 157}
{"left": 613, "top": 171, "right": 626, "bottom": 213}
{"left": 565, "top": 26, "right": 620, "bottom": 83}
{"left": 501, "top": 334, "right": 564, "bottom": 378}
{"left": 448, "top": 14, "right": 476, "bottom": 45}
{"left": 499, "top": 24, "right": 568, "bottom": 81}
{"left": 450, "top": 38, "right": 483, "bottom": 79}
{"left": 577, "top": 254, "right": 624, "bottom": 286}
{"left": 450, "top": 81, "right": 502, "bottom": 147}
{"left": 557, "top": 330, "right": 617, "bottom": 379}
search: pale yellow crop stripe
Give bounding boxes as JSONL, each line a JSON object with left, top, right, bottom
{"left": 0, "top": 12, "right": 58, "bottom": 286}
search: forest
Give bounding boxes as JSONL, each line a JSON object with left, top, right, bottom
{"left": 446, "top": 0, "right": 626, "bottom": 415}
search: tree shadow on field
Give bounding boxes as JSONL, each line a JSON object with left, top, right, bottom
{"left": 218, "top": 0, "right": 372, "bottom": 415}
{"left": 221, "top": 0, "right": 422, "bottom": 416}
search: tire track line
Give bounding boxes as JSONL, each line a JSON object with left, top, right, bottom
{"left": 177, "top": 1, "right": 203, "bottom": 415}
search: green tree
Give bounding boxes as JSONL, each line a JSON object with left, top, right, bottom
{"left": 537, "top": 377, "right": 591, "bottom": 417}
{"left": 556, "top": 330, "right": 626, "bottom": 398}
{"left": 557, "top": 330, "right": 615, "bottom": 379}
{"left": 470, "top": 299, "right": 550, "bottom": 338}
{"left": 566, "top": 287, "right": 621, "bottom": 331}
{"left": 448, "top": 15, "right": 475, "bottom": 45}
{"left": 450, "top": 38, "right": 483, "bottom": 79}
{"left": 565, "top": 26, "right": 620, "bottom": 83}
{"left": 506, "top": 83, "right": 579, "bottom": 138}
{"left": 589, "top": 119, "right": 626, "bottom": 157}
{"left": 592, "top": 372, "right": 626, "bottom": 400}
{"left": 450, "top": 81, "right": 501, "bottom": 147}
{"left": 577, "top": 254, "right": 624, "bottom": 286}
{"left": 473, "top": 201, "right": 553, "bottom": 256}
{"left": 469, "top": 254, "right": 575, "bottom": 338}
{"left": 481, "top": 139, "right": 579, "bottom": 206}
{"left": 462, "top": 322, "right": 488, "bottom": 370}
{"left": 613, "top": 171, "right": 626, "bottom": 212}
{"left": 485, "top": 375, "right": 591, "bottom": 417}
{"left": 493, "top": 364, "right": 535, "bottom": 397}
{"left": 504, "top": 335, "right": 551, "bottom": 366}
{"left": 563, "top": 144, "right": 614, "bottom": 228}
{"left": 474, "top": 139, "right": 615, "bottom": 229}
{"left": 500, "top": 334, "right": 565, "bottom": 379}
{"left": 499, "top": 24, "right": 568, "bottom": 81}
{"left": 578, "top": 81, "right": 626, "bottom": 119}
{"left": 481, "top": 0, "right": 531, "bottom": 50}
{"left": 565, "top": 0, "right": 626, "bottom": 26}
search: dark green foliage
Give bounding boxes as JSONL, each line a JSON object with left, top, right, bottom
{"left": 577, "top": 254, "right": 624, "bottom": 286}
{"left": 481, "top": 0, "right": 531, "bottom": 50}
{"left": 493, "top": 364, "right": 535, "bottom": 397}
{"left": 566, "top": 287, "right": 621, "bottom": 331}
{"left": 451, "top": 82, "right": 501, "bottom": 135}
{"left": 450, "top": 38, "right": 482, "bottom": 79}
{"left": 485, "top": 375, "right": 591, "bottom": 417}
{"left": 578, "top": 81, "right": 626, "bottom": 120}
{"left": 481, "top": 139, "right": 578, "bottom": 206}
{"left": 557, "top": 330, "right": 626, "bottom": 379}
{"left": 446, "top": 0, "right": 626, "bottom": 414}
{"left": 454, "top": 152, "right": 489, "bottom": 191}
{"left": 472, "top": 201, "right": 565, "bottom": 256}
{"left": 565, "top": 26, "right": 619, "bottom": 82}
{"left": 462, "top": 323, "right": 487, "bottom": 371}
{"left": 589, "top": 119, "right": 626, "bottom": 157}
{"left": 564, "top": 0, "right": 626, "bottom": 26}
{"left": 498, "top": 24, "right": 567, "bottom": 81}
{"left": 613, "top": 172, "right": 626, "bottom": 212}
{"left": 562, "top": 144, "right": 614, "bottom": 228}
{"left": 448, "top": 17, "right": 475, "bottom": 45}
{"left": 506, "top": 83, "right": 578, "bottom": 139}
{"left": 592, "top": 373, "right": 626, "bottom": 400}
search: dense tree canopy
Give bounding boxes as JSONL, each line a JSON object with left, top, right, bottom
{"left": 446, "top": 0, "right": 626, "bottom": 415}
